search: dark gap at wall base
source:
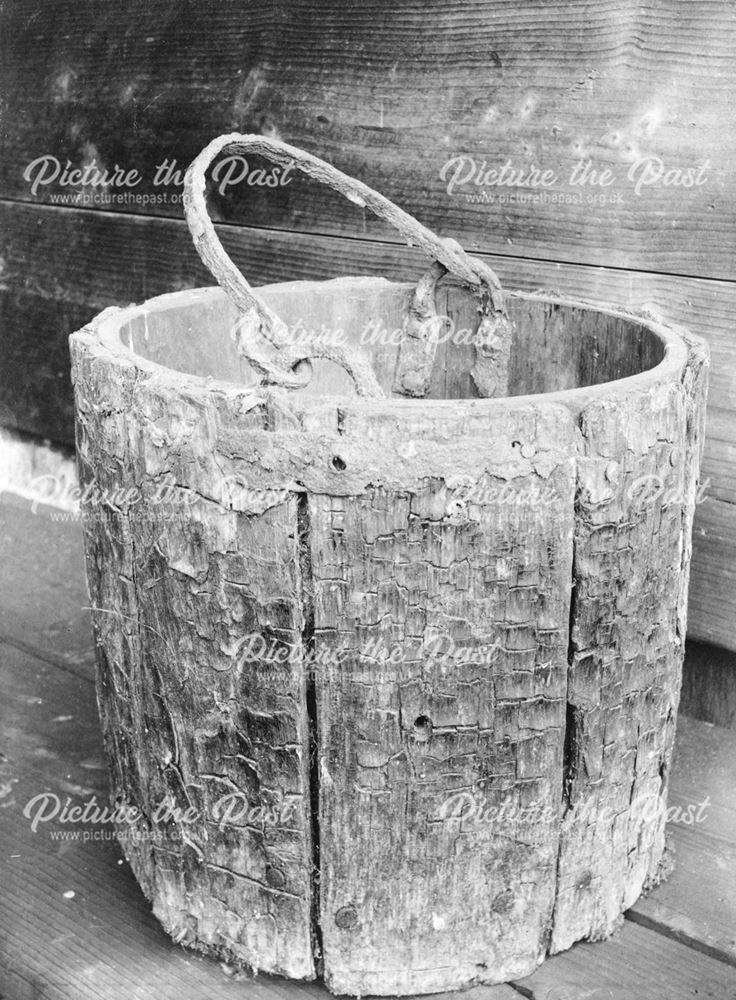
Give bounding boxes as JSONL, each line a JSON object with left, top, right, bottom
{"left": 0, "top": 422, "right": 76, "bottom": 458}
{"left": 680, "top": 640, "right": 736, "bottom": 730}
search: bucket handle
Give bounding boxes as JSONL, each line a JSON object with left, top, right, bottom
{"left": 183, "top": 133, "right": 507, "bottom": 397}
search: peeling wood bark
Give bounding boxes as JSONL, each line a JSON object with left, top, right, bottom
{"left": 310, "top": 407, "right": 575, "bottom": 995}
{"left": 552, "top": 382, "right": 689, "bottom": 950}
{"left": 74, "top": 353, "right": 315, "bottom": 978}
{"left": 70, "top": 280, "right": 708, "bottom": 994}
{"left": 551, "top": 329, "right": 709, "bottom": 953}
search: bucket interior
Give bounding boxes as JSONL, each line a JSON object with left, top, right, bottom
{"left": 119, "top": 278, "right": 666, "bottom": 400}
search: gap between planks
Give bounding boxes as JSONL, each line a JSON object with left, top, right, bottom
{"left": 2, "top": 196, "right": 736, "bottom": 290}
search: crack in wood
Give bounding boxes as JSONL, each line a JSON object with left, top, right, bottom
{"left": 297, "top": 491, "right": 323, "bottom": 972}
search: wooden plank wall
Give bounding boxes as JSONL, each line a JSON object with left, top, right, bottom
{"left": 1, "top": 0, "right": 734, "bottom": 649}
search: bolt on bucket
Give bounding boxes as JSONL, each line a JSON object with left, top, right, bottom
{"left": 70, "top": 134, "right": 709, "bottom": 996}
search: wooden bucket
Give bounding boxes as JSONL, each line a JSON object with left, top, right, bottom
{"left": 69, "top": 135, "right": 709, "bottom": 996}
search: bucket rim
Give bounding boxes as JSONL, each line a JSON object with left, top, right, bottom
{"left": 70, "top": 279, "right": 691, "bottom": 414}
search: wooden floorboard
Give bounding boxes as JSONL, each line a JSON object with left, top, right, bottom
{"left": 1, "top": 494, "right": 735, "bottom": 998}
{"left": 625, "top": 713, "right": 736, "bottom": 965}
{"left": 664, "top": 713, "right": 736, "bottom": 844}
{"left": 511, "top": 920, "right": 736, "bottom": 1000}
{"left": 0, "top": 495, "right": 94, "bottom": 678}
{"left": 627, "top": 825, "right": 736, "bottom": 965}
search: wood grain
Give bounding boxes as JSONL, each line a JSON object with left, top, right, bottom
{"left": 71, "top": 345, "right": 317, "bottom": 979}
{"left": 2, "top": 0, "right": 735, "bottom": 668}
{"left": 1, "top": 615, "right": 732, "bottom": 1000}
{"left": 310, "top": 406, "right": 575, "bottom": 994}
{"left": 2, "top": 494, "right": 735, "bottom": 998}
{"left": 2, "top": 200, "right": 731, "bottom": 648}
{"left": 629, "top": 824, "right": 736, "bottom": 966}
{"left": 0, "top": 644, "right": 311, "bottom": 1000}
{"left": 1, "top": 200, "right": 732, "bottom": 503}
{"left": 689, "top": 498, "right": 736, "bottom": 651}
{"left": 68, "top": 281, "right": 706, "bottom": 991}
{"left": 0, "top": 494, "right": 95, "bottom": 676}
{"left": 627, "top": 713, "right": 736, "bottom": 965}
{"left": 512, "top": 919, "right": 736, "bottom": 1000}
{"left": 1, "top": 0, "right": 734, "bottom": 278}
{"left": 550, "top": 371, "right": 698, "bottom": 952}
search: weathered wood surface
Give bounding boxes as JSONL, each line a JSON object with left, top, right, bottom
{"left": 0, "top": 495, "right": 94, "bottom": 676}
{"left": 2, "top": 0, "right": 734, "bottom": 279}
{"left": 0, "top": 202, "right": 729, "bottom": 502}
{"left": 512, "top": 920, "right": 736, "bottom": 1000}
{"left": 0, "top": 512, "right": 736, "bottom": 1000}
{"left": 689, "top": 499, "right": 736, "bottom": 653}
{"left": 2, "top": 200, "right": 730, "bottom": 650}
{"left": 72, "top": 355, "right": 316, "bottom": 977}
{"left": 2, "top": 494, "right": 735, "bottom": 999}
{"left": 0, "top": 641, "right": 344, "bottom": 1000}
{"left": 2, "top": 0, "right": 735, "bottom": 661}
{"left": 551, "top": 345, "right": 708, "bottom": 952}
{"left": 311, "top": 407, "right": 575, "bottom": 994}
{"left": 626, "top": 712, "right": 736, "bottom": 965}
{"left": 68, "top": 280, "right": 706, "bottom": 992}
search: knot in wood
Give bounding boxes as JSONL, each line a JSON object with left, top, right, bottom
{"left": 334, "top": 905, "right": 359, "bottom": 931}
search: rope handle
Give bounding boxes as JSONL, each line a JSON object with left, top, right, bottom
{"left": 183, "top": 134, "right": 507, "bottom": 395}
